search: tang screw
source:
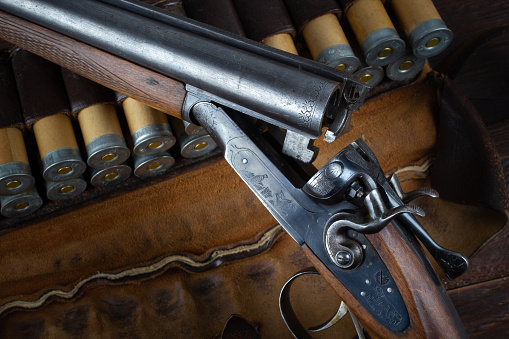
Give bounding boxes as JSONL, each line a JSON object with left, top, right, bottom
{"left": 335, "top": 250, "right": 353, "bottom": 267}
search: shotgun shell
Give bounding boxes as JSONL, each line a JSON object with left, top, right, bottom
{"left": 122, "top": 98, "right": 176, "bottom": 156}
{"left": 353, "top": 65, "right": 385, "bottom": 87}
{"left": 0, "top": 162, "right": 35, "bottom": 196}
{"left": 303, "top": 13, "right": 359, "bottom": 72}
{"left": 0, "top": 127, "right": 35, "bottom": 195}
{"left": 386, "top": 52, "right": 426, "bottom": 81}
{"left": 90, "top": 163, "right": 132, "bottom": 188}
{"left": 40, "top": 147, "right": 86, "bottom": 182}
{"left": 179, "top": 133, "right": 218, "bottom": 159}
{"left": 45, "top": 176, "right": 87, "bottom": 201}
{"left": 85, "top": 133, "right": 130, "bottom": 169}
{"left": 390, "top": 0, "right": 452, "bottom": 58}
{"left": 131, "top": 123, "right": 175, "bottom": 155}
{"left": 346, "top": 0, "right": 405, "bottom": 66}
{"left": 0, "top": 187, "right": 43, "bottom": 217}
{"left": 133, "top": 152, "right": 175, "bottom": 178}
{"left": 183, "top": 120, "right": 207, "bottom": 136}
{"left": 170, "top": 118, "right": 218, "bottom": 158}
{"left": 79, "top": 104, "right": 130, "bottom": 168}
{"left": 34, "top": 114, "right": 87, "bottom": 182}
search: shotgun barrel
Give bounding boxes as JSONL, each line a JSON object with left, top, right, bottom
{"left": 0, "top": 0, "right": 368, "bottom": 143}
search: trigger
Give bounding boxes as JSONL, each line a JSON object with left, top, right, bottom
{"left": 309, "top": 301, "right": 349, "bottom": 332}
{"left": 279, "top": 269, "right": 366, "bottom": 338}
{"left": 309, "top": 301, "right": 366, "bottom": 339}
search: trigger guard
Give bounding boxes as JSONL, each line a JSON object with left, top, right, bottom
{"left": 279, "top": 269, "right": 317, "bottom": 339}
{"left": 279, "top": 269, "right": 348, "bottom": 338}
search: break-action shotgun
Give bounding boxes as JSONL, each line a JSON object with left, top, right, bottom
{"left": 0, "top": 0, "right": 469, "bottom": 337}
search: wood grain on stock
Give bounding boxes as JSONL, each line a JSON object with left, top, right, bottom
{"left": 302, "top": 223, "right": 468, "bottom": 338}
{"left": 0, "top": 10, "right": 186, "bottom": 119}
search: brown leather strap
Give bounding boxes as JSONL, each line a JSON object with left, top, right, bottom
{"left": 0, "top": 52, "right": 24, "bottom": 131}
{"left": 62, "top": 69, "right": 117, "bottom": 117}
{"left": 184, "top": 0, "right": 246, "bottom": 36}
{"left": 431, "top": 76, "right": 508, "bottom": 213}
{"left": 11, "top": 49, "right": 71, "bottom": 127}
{"left": 232, "top": 0, "right": 296, "bottom": 42}
{"left": 283, "top": 0, "right": 342, "bottom": 32}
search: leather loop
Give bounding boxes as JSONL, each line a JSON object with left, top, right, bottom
{"left": 0, "top": 52, "right": 24, "bottom": 131}
{"left": 184, "top": 0, "right": 246, "bottom": 36}
{"left": 62, "top": 69, "right": 117, "bottom": 117}
{"left": 11, "top": 49, "right": 71, "bottom": 127}
{"left": 232, "top": 0, "right": 296, "bottom": 42}
{"left": 283, "top": 0, "right": 342, "bottom": 32}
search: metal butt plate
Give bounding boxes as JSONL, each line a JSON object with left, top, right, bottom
{"left": 386, "top": 52, "right": 426, "bottom": 81}
{"left": 362, "top": 28, "right": 406, "bottom": 66}
{"left": 1, "top": 188, "right": 43, "bottom": 217}
{"left": 134, "top": 152, "right": 175, "bottom": 178}
{"left": 316, "top": 44, "right": 360, "bottom": 73}
{"left": 42, "top": 147, "right": 87, "bottom": 182}
{"left": 409, "top": 19, "right": 453, "bottom": 58}
{"left": 353, "top": 65, "right": 385, "bottom": 87}
{"left": 132, "top": 123, "right": 176, "bottom": 156}
{"left": 0, "top": 162, "right": 36, "bottom": 195}
{"left": 90, "top": 163, "right": 132, "bottom": 188}
{"left": 86, "top": 134, "right": 131, "bottom": 169}
{"left": 45, "top": 177, "right": 87, "bottom": 201}
{"left": 179, "top": 133, "right": 218, "bottom": 159}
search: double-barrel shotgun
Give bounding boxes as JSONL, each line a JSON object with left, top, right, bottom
{"left": 0, "top": 0, "right": 469, "bottom": 337}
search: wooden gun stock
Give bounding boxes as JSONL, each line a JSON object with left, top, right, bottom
{"left": 0, "top": 7, "right": 467, "bottom": 339}
{"left": 303, "top": 222, "right": 467, "bottom": 338}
